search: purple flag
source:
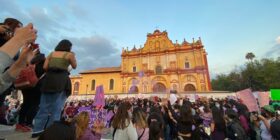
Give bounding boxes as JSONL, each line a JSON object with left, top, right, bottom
{"left": 106, "top": 110, "right": 114, "bottom": 121}
{"left": 93, "top": 85, "right": 105, "bottom": 107}
{"left": 78, "top": 107, "right": 91, "bottom": 113}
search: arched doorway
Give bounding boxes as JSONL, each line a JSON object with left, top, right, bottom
{"left": 184, "top": 84, "right": 196, "bottom": 91}
{"left": 153, "top": 83, "right": 166, "bottom": 92}
{"left": 129, "top": 86, "right": 139, "bottom": 93}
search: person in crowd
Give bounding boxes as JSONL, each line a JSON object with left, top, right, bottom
{"left": 0, "top": 18, "right": 23, "bottom": 46}
{"left": 225, "top": 109, "right": 247, "bottom": 140}
{"left": 0, "top": 22, "right": 37, "bottom": 125}
{"left": 192, "top": 115, "right": 210, "bottom": 140}
{"left": 270, "top": 119, "right": 280, "bottom": 140}
{"left": 38, "top": 120, "right": 76, "bottom": 140}
{"left": 250, "top": 111, "right": 261, "bottom": 140}
{"left": 236, "top": 103, "right": 250, "bottom": 134}
{"left": 6, "top": 103, "right": 20, "bottom": 125}
{"left": 0, "top": 22, "right": 37, "bottom": 95}
{"left": 111, "top": 101, "right": 138, "bottom": 140}
{"left": 0, "top": 18, "right": 23, "bottom": 103}
{"left": 167, "top": 101, "right": 193, "bottom": 140}
{"left": 210, "top": 106, "right": 226, "bottom": 140}
{"left": 147, "top": 112, "right": 164, "bottom": 140}
{"left": 133, "top": 107, "right": 149, "bottom": 140}
{"left": 32, "top": 39, "right": 77, "bottom": 137}
{"left": 0, "top": 100, "right": 8, "bottom": 124}
{"left": 16, "top": 50, "right": 45, "bottom": 132}
{"left": 200, "top": 105, "right": 212, "bottom": 128}
{"left": 258, "top": 105, "right": 276, "bottom": 140}
{"left": 74, "top": 111, "right": 98, "bottom": 140}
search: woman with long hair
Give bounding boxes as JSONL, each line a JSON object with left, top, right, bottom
{"left": 236, "top": 103, "right": 250, "bottom": 133}
{"left": 32, "top": 39, "right": 77, "bottom": 137}
{"left": 167, "top": 102, "right": 193, "bottom": 140}
{"left": 74, "top": 111, "right": 98, "bottom": 140}
{"left": 133, "top": 107, "right": 149, "bottom": 140}
{"left": 210, "top": 106, "right": 226, "bottom": 140}
{"left": 111, "top": 101, "right": 137, "bottom": 140}
{"left": 148, "top": 112, "right": 164, "bottom": 140}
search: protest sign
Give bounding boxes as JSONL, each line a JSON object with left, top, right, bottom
{"left": 258, "top": 92, "right": 270, "bottom": 107}
{"left": 236, "top": 88, "right": 258, "bottom": 112}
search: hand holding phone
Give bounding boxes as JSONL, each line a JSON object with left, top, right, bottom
{"left": 31, "top": 43, "right": 39, "bottom": 50}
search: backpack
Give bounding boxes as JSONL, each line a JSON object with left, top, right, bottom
{"left": 226, "top": 121, "right": 247, "bottom": 140}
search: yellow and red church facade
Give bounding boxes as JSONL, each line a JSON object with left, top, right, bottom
{"left": 70, "top": 30, "right": 211, "bottom": 95}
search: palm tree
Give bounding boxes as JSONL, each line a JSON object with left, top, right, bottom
{"left": 246, "top": 52, "right": 255, "bottom": 62}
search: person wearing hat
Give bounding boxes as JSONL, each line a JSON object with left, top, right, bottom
{"left": 258, "top": 105, "right": 276, "bottom": 140}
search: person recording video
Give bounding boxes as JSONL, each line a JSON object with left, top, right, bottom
{"left": 0, "top": 19, "right": 37, "bottom": 92}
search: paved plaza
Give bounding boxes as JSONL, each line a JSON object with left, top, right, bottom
{"left": 0, "top": 125, "right": 35, "bottom": 140}
{"left": 0, "top": 125, "right": 112, "bottom": 140}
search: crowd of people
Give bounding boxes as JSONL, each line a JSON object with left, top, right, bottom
{"left": 56, "top": 94, "right": 280, "bottom": 140}
{"left": 1, "top": 17, "right": 280, "bottom": 140}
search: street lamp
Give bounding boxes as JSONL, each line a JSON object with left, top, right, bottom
{"left": 86, "top": 84, "right": 88, "bottom": 100}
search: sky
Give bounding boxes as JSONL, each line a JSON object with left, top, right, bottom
{"left": 1, "top": 0, "right": 280, "bottom": 79}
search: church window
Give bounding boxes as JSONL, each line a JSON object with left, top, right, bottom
{"left": 155, "top": 65, "right": 163, "bottom": 74}
{"left": 73, "top": 82, "right": 79, "bottom": 95}
{"left": 91, "top": 80, "right": 96, "bottom": 90}
{"left": 133, "top": 66, "right": 137, "bottom": 72}
{"left": 109, "top": 79, "right": 114, "bottom": 90}
{"left": 185, "top": 61, "right": 190, "bottom": 69}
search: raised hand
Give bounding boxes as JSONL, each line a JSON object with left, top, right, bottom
{"left": 13, "top": 23, "right": 37, "bottom": 46}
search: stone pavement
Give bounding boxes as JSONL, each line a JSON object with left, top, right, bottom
{"left": 0, "top": 125, "right": 36, "bottom": 140}
{"left": 0, "top": 125, "right": 112, "bottom": 140}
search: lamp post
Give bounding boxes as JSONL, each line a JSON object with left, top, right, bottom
{"left": 86, "top": 84, "right": 88, "bottom": 100}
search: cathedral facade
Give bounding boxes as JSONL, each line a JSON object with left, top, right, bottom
{"left": 70, "top": 30, "right": 211, "bottom": 95}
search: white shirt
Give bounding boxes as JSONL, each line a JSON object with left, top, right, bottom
{"left": 260, "top": 119, "right": 272, "bottom": 140}
{"left": 113, "top": 120, "right": 138, "bottom": 140}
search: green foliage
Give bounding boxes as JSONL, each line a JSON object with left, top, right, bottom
{"left": 212, "top": 57, "right": 280, "bottom": 91}
{"left": 245, "top": 52, "right": 255, "bottom": 61}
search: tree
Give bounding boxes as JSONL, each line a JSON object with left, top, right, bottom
{"left": 212, "top": 57, "right": 280, "bottom": 91}
{"left": 245, "top": 52, "right": 255, "bottom": 61}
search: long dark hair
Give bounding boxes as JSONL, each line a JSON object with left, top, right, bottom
{"left": 3, "top": 18, "right": 22, "bottom": 31}
{"left": 111, "top": 101, "right": 132, "bottom": 129}
{"left": 179, "top": 104, "right": 193, "bottom": 125}
{"left": 236, "top": 103, "right": 250, "bottom": 120}
{"left": 55, "top": 39, "right": 72, "bottom": 52}
{"left": 271, "top": 120, "right": 280, "bottom": 139}
{"left": 211, "top": 106, "right": 226, "bottom": 132}
{"left": 148, "top": 113, "right": 164, "bottom": 140}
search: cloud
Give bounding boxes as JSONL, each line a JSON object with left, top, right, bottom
{"left": 67, "top": 1, "right": 89, "bottom": 19}
{"left": 69, "top": 35, "right": 121, "bottom": 74}
{"left": 0, "top": 0, "right": 29, "bottom": 20}
{"left": 265, "top": 44, "right": 280, "bottom": 57}
{"left": 264, "top": 36, "right": 280, "bottom": 57}
{"left": 0, "top": 0, "right": 117, "bottom": 75}
{"left": 276, "top": 36, "right": 280, "bottom": 44}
